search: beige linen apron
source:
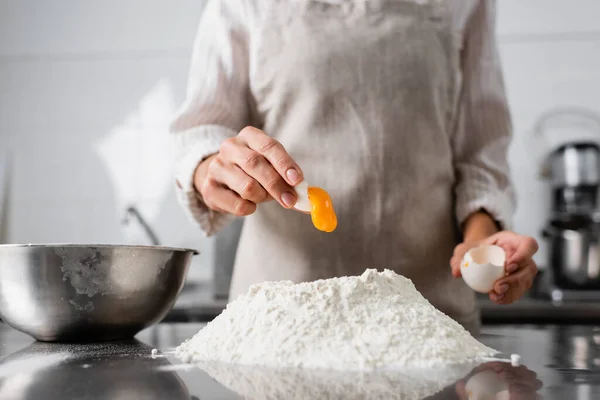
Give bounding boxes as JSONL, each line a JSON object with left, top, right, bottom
{"left": 231, "top": 0, "right": 480, "bottom": 333}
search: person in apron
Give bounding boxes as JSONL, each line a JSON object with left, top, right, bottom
{"left": 171, "top": 0, "right": 538, "bottom": 334}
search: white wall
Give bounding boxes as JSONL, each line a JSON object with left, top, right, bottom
{"left": 1, "top": 0, "right": 599, "bottom": 273}
{"left": 497, "top": 0, "right": 600, "bottom": 266}
{"left": 0, "top": 0, "right": 214, "bottom": 280}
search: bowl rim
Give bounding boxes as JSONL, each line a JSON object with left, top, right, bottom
{"left": 0, "top": 243, "right": 199, "bottom": 254}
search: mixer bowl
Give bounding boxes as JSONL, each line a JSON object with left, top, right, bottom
{"left": 0, "top": 244, "right": 195, "bottom": 342}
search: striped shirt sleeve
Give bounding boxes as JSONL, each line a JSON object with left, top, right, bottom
{"left": 170, "top": 0, "right": 251, "bottom": 236}
{"left": 452, "top": 0, "right": 516, "bottom": 230}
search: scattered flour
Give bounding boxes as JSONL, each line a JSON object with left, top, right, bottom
{"left": 177, "top": 269, "right": 497, "bottom": 370}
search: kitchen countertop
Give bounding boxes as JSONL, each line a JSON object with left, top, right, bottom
{"left": 0, "top": 322, "right": 598, "bottom": 399}
{"left": 479, "top": 297, "right": 600, "bottom": 324}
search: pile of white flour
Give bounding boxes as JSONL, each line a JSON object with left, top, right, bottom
{"left": 176, "top": 269, "right": 497, "bottom": 370}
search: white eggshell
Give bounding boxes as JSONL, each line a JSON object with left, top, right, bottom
{"left": 461, "top": 245, "right": 506, "bottom": 293}
{"left": 293, "top": 181, "right": 311, "bottom": 213}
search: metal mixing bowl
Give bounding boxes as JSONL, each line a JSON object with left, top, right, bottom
{"left": 0, "top": 244, "right": 196, "bottom": 342}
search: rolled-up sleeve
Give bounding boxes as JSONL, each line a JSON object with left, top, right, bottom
{"left": 171, "top": 0, "right": 251, "bottom": 236}
{"left": 452, "top": 0, "right": 516, "bottom": 230}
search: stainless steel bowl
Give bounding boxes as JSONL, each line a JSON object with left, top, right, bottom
{"left": 0, "top": 244, "right": 196, "bottom": 342}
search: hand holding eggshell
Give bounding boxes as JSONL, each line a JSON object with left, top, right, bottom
{"left": 485, "top": 232, "right": 539, "bottom": 305}
{"left": 451, "top": 231, "right": 539, "bottom": 304}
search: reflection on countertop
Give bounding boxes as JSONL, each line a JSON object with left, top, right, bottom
{"left": 195, "top": 359, "right": 533, "bottom": 400}
{"left": 0, "top": 339, "right": 191, "bottom": 400}
{"left": 0, "top": 323, "right": 598, "bottom": 399}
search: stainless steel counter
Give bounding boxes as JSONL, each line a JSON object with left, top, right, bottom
{"left": 0, "top": 322, "right": 598, "bottom": 399}
{"left": 479, "top": 297, "right": 600, "bottom": 324}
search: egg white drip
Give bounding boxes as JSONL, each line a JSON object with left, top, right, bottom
{"left": 293, "top": 181, "right": 311, "bottom": 213}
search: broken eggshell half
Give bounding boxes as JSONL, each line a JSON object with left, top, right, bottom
{"left": 461, "top": 244, "right": 506, "bottom": 293}
{"left": 293, "top": 180, "right": 311, "bottom": 213}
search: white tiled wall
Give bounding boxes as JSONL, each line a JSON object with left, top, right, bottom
{"left": 0, "top": 0, "right": 599, "bottom": 273}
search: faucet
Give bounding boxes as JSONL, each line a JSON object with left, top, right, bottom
{"left": 122, "top": 206, "right": 160, "bottom": 246}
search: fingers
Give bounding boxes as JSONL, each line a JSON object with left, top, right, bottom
{"left": 489, "top": 291, "right": 505, "bottom": 303}
{"left": 200, "top": 178, "right": 257, "bottom": 217}
{"left": 208, "top": 158, "right": 269, "bottom": 204}
{"left": 450, "top": 255, "right": 463, "bottom": 278}
{"left": 486, "top": 232, "right": 538, "bottom": 266}
{"left": 489, "top": 274, "right": 518, "bottom": 304}
{"left": 482, "top": 362, "right": 511, "bottom": 372}
{"left": 220, "top": 134, "right": 298, "bottom": 209}
{"left": 450, "top": 243, "right": 473, "bottom": 278}
{"left": 198, "top": 127, "right": 303, "bottom": 216}
{"left": 507, "top": 236, "right": 539, "bottom": 265}
{"left": 238, "top": 127, "right": 303, "bottom": 186}
{"left": 483, "top": 231, "right": 539, "bottom": 304}
{"left": 454, "top": 380, "right": 468, "bottom": 400}
{"left": 456, "top": 232, "right": 539, "bottom": 304}
{"left": 489, "top": 261, "right": 538, "bottom": 304}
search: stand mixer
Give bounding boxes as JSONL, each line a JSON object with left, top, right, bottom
{"left": 537, "top": 108, "right": 600, "bottom": 301}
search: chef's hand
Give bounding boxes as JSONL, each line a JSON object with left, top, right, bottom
{"left": 193, "top": 126, "right": 303, "bottom": 216}
{"left": 454, "top": 362, "right": 543, "bottom": 400}
{"left": 450, "top": 231, "right": 539, "bottom": 305}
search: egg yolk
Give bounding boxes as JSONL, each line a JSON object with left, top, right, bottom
{"left": 307, "top": 186, "right": 337, "bottom": 232}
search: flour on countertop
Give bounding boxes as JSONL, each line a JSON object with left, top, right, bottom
{"left": 176, "top": 269, "right": 497, "bottom": 370}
